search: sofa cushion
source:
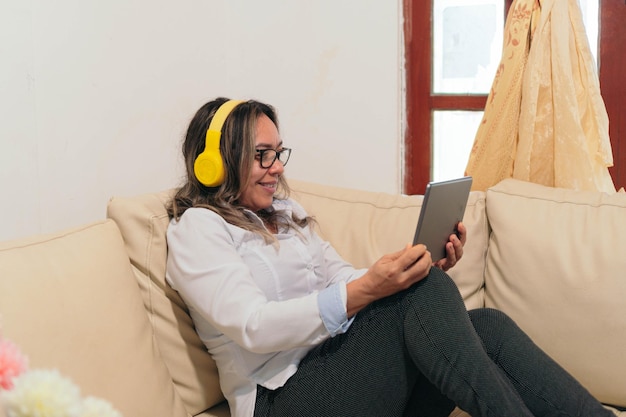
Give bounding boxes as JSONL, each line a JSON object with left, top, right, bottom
{"left": 485, "top": 179, "right": 626, "bottom": 407}
{"left": 0, "top": 220, "right": 187, "bottom": 417}
{"left": 289, "top": 179, "right": 489, "bottom": 310}
{"left": 107, "top": 190, "right": 225, "bottom": 415}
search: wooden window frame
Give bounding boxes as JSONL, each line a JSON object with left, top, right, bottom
{"left": 601, "top": 0, "right": 626, "bottom": 190}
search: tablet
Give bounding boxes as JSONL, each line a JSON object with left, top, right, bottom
{"left": 412, "top": 176, "right": 472, "bottom": 262}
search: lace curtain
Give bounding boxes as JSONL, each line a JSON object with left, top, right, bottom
{"left": 465, "top": 0, "right": 617, "bottom": 193}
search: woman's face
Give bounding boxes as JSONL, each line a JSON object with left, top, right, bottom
{"left": 239, "top": 114, "right": 284, "bottom": 212}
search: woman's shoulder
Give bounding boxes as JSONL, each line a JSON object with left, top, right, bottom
{"left": 172, "top": 206, "right": 224, "bottom": 224}
{"left": 168, "top": 207, "right": 231, "bottom": 239}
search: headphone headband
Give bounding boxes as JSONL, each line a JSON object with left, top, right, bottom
{"left": 207, "top": 99, "right": 245, "bottom": 140}
{"left": 194, "top": 99, "right": 245, "bottom": 186}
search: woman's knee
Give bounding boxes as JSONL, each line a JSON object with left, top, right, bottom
{"left": 417, "top": 267, "right": 459, "bottom": 294}
{"left": 400, "top": 268, "right": 467, "bottom": 315}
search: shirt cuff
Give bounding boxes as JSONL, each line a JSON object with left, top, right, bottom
{"left": 318, "top": 282, "right": 354, "bottom": 336}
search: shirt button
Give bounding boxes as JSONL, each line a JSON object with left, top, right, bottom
{"left": 306, "top": 264, "right": 313, "bottom": 270}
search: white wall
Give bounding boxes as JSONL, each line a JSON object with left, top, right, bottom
{"left": 0, "top": 0, "right": 404, "bottom": 242}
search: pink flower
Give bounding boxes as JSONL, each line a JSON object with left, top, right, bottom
{"left": 0, "top": 338, "right": 29, "bottom": 390}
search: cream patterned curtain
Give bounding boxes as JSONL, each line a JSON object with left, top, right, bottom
{"left": 465, "top": 0, "right": 616, "bottom": 193}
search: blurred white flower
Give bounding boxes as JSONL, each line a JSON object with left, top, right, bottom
{"left": 0, "top": 332, "right": 123, "bottom": 417}
{"left": 80, "top": 397, "right": 123, "bottom": 417}
{"left": 1, "top": 369, "right": 82, "bottom": 417}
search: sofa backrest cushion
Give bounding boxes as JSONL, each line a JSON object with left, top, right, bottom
{"left": 0, "top": 220, "right": 188, "bottom": 417}
{"left": 107, "top": 191, "right": 225, "bottom": 415}
{"left": 485, "top": 178, "right": 626, "bottom": 407}
{"left": 289, "top": 179, "right": 489, "bottom": 310}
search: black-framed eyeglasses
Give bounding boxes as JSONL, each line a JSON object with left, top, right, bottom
{"left": 256, "top": 147, "right": 292, "bottom": 169}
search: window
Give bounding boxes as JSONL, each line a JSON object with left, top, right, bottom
{"left": 404, "top": 0, "right": 625, "bottom": 194}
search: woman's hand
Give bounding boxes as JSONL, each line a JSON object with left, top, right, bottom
{"left": 346, "top": 244, "right": 432, "bottom": 317}
{"left": 433, "top": 221, "right": 466, "bottom": 271}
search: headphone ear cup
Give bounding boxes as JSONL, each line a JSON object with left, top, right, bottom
{"left": 193, "top": 99, "right": 244, "bottom": 187}
{"left": 194, "top": 150, "right": 225, "bottom": 187}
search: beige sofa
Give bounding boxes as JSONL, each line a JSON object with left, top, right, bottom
{"left": 1, "top": 178, "right": 625, "bottom": 417}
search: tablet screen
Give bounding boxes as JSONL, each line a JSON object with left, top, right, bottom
{"left": 412, "top": 176, "right": 472, "bottom": 262}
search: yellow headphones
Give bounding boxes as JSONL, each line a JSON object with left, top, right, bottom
{"left": 193, "top": 99, "right": 245, "bottom": 187}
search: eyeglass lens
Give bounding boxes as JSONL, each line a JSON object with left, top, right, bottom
{"left": 259, "top": 148, "right": 291, "bottom": 168}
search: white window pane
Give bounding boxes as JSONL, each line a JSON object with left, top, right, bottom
{"left": 432, "top": 111, "right": 483, "bottom": 181}
{"left": 433, "top": 0, "right": 504, "bottom": 94}
{"left": 579, "top": 0, "right": 599, "bottom": 66}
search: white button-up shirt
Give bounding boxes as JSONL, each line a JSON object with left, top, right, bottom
{"left": 166, "top": 199, "right": 366, "bottom": 417}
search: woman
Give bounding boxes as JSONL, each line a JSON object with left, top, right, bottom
{"left": 165, "top": 97, "right": 611, "bottom": 417}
